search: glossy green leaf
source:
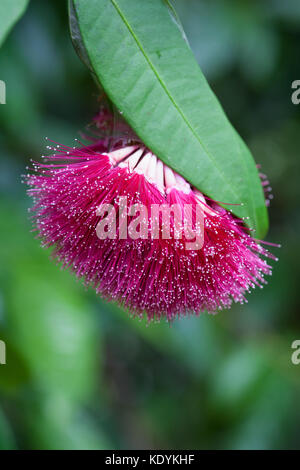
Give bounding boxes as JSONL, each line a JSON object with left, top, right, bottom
{"left": 0, "top": 0, "right": 29, "bottom": 47}
{"left": 70, "top": 0, "right": 268, "bottom": 237}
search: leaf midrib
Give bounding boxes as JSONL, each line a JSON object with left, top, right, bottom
{"left": 110, "top": 0, "right": 243, "bottom": 205}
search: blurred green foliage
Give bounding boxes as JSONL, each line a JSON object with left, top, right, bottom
{"left": 0, "top": 0, "right": 300, "bottom": 450}
{"left": 0, "top": 0, "right": 29, "bottom": 48}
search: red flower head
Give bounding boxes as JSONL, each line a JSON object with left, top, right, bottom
{"left": 26, "top": 109, "right": 277, "bottom": 321}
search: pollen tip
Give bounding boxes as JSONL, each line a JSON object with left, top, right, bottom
{"left": 26, "top": 107, "right": 277, "bottom": 320}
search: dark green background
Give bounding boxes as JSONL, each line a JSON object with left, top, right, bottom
{"left": 0, "top": 0, "right": 299, "bottom": 450}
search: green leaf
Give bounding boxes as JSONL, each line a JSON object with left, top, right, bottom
{"left": 0, "top": 408, "right": 16, "bottom": 450}
{"left": 70, "top": 0, "right": 268, "bottom": 238}
{"left": 24, "top": 394, "right": 111, "bottom": 450}
{"left": 0, "top": 202, "right": 99, "bottom": 403}
{"left": 0, "top": 0, "right": 29, "bottom": 48}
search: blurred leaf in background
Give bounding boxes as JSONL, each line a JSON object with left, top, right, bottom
{"left": 0, "top": 0, "right": 300, "bottom": 450}
{"left": 0, "top": 0, "right": 29, "bottom": 48}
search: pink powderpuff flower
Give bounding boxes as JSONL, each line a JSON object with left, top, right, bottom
{"left": 25, "top": 109, "right": 277, "bottom": 322}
